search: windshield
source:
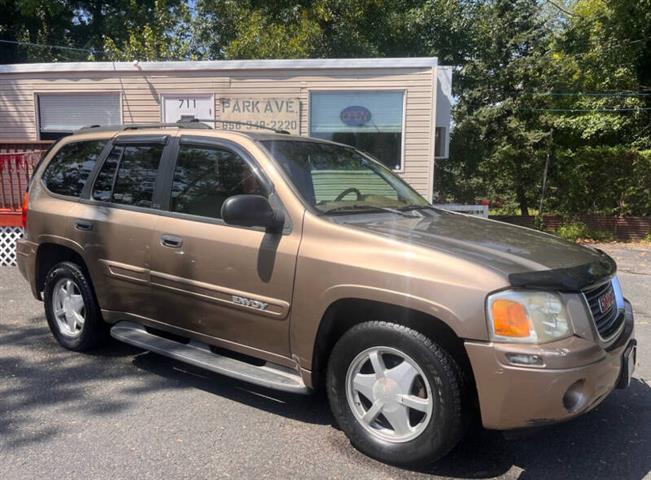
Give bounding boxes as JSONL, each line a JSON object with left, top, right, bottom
{"left": 261, "top": 140, "right": 429, "bottom": 214}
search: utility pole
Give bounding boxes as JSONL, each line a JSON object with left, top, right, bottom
{"left": 537, "top": 128, "right": 553, "bottom": 229}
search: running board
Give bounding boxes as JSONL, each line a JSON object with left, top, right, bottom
{"left": 110, "top": 321, "right": 310, "bottom": 394}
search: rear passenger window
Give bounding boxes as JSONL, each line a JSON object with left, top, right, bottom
{"left": 170, "top": 144, "right": 264, "bottom": 220}
{"left": 92, "top": 143, "right": 164, "bottom": 208}
{"left": 92, "top": 146, "right": 122, "bottom": 202}
{"left": 42, "top": 141, "right": 106, "bottom": 197}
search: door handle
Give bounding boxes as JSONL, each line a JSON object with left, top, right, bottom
{"left": 74, "top": 219, "right": 93, "bottom": 231}
{"left": 160, "top": 234, "right": 183, "bottom": 248}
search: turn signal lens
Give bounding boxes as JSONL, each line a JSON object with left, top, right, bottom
{"left": 491, "top": 299, "right": 531, "bottom": 337}
{"left": 21, "top": 191, "right": 29, "bottom": 229}
{"left": 487, "top": 290, "right": 572, "bottom": 343}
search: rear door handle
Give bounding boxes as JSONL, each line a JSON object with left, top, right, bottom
{"left": 160, "top": 234, "right": 183, "bottom": 248}
{"left": 74, "top": 219, "right": 93, "bottom": 231}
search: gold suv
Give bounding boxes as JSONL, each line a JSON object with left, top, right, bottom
{"left": 17, "top": 123, "right": 636, "bottom": 466}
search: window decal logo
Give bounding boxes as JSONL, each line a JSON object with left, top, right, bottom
{"left": 340, "top": 106, "right": 372, "bottom": 127}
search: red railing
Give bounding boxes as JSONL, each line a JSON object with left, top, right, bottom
{"left": 0, "top": 152, "right": 42, "bottom": 226}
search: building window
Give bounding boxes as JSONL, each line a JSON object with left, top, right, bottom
{"left": 309, "top": 91, "right": 404, "bottom": 170}
{"left": 38, "top": 93, "right": 121, "bottom": 140}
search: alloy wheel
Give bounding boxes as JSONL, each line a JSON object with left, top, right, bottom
{"left": 52, "top": 278, "right": 86, "bottom": 338}
{"left": 345, "top": 346, "right": 434, "bottom": 443}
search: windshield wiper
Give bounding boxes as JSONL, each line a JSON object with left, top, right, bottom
{"left": 323, "top": 205, "right": 415, "bottom": 217}
{"left": 397, "top": 204, "right": 435, "bottom": 212}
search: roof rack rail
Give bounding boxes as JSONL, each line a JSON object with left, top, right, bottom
{"left": 76, "top": 119, "right": 290, "bottom": 135}
{"left": 76, "top": 122, "right": 212, "bottom": 133}
{"left": 190, "top": 118, "right": 290, "bottom": 134}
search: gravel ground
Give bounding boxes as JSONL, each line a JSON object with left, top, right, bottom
{"left": 0, "top": 243, "right": 649, "bottom": 480}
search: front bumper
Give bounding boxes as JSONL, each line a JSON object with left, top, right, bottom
{"left": 465, "top": 301, "right": 635, "bottom": 430}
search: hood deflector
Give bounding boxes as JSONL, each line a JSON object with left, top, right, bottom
{"left": 508, "top": 251, "right": 616, "bottom": 292}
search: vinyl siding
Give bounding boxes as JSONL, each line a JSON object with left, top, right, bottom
{"left": 0, "top": 66, "right": 436, "bottom": 198}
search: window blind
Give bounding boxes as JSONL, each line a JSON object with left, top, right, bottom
{"left": 39, "top": 94, "right": 121, "bottom": 132}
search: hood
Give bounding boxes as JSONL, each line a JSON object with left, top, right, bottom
{"left": 336, "top": 209, "right": 615, "bottom": 291}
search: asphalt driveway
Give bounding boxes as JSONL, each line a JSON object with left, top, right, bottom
{"left": 1, "top": 243, "right": 649, "bottom": 479}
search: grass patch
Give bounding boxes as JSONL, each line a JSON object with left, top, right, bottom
{"left": 551, "top": 221, "right": 615, "bottom": 243}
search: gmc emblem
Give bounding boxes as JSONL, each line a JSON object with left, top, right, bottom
{"left": 598, "top": 290, "right": 615, "bottom": 313}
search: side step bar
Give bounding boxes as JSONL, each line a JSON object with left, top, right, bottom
{"left": 110, "top": 321, "right": 310, "bottom": 394}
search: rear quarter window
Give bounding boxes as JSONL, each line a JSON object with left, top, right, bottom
{"left": 92, "top": 143, "right": 164, "bottom": 208}
{"left": 41, "top": 140, "right": 107, "bottom": 197}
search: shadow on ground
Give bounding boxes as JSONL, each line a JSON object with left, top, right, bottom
{"left": 1, "top": 317, "right": 650, "bottom": 480}
{"left": 422, "top": 377, "right": 651, "bottom": 479}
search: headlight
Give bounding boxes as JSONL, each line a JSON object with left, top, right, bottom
{"left": 487, "top": 290, "right": 572, "bottom": 343}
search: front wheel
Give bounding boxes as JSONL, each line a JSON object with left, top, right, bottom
{"left": 327, "top": 321, "right": 466, "bottom": 467}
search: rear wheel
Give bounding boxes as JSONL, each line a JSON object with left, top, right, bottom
{"left": 327, "top": 321, "right": 466, "bottom": 467}
{"left": 43, "top": 261, "right": 108, "bottom": 351}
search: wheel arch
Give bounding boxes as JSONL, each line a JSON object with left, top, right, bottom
{"left": 35, "top": 241, "right": 90, "bottom": 295}
{"left": 310, "top": 298, "right": 478, "bottom": 405}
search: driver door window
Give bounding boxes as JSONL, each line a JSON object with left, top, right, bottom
{"left": 171, "top": 144, "right": 264, "bottom": 220}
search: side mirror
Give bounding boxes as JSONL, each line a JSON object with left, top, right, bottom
{"left": 221, "top": 195, "right": 285, "bottom": 231}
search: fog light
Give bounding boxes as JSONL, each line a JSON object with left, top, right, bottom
{"left": 563, "top": 379, "right": 587, "bottom": 413}
{"left": 505, "top": 353, "right": 544, "bottom": 366}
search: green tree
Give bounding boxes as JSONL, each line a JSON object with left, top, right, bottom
{"left": 547, "top": 0, "right": 649, "bottom": 149}
{"left": 0, "top": 0, "right": 195, "bottom": 63}
{"left": 541, "top": 0, "right": 651, "bottom": 216}
{"left": 102, "top": 0, "right": 195, "bottom": 61}
{"left": 440, "top": 0, "right": 553, "bottom": 215}
{"left": 194, "top": 0, "right": 474, "bottom": 63}
{"left": 0, "top": 0, "right": 79, "bottom": 63}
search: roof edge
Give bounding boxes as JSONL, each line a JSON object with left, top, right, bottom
{"left": 0, "top": 57, "right": 438, "bottom": 74}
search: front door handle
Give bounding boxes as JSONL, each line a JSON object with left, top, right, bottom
{"left": 74, "top": 219, "right": 93, "bottom": 231}
{"left": 160, "top": 234, "right": 183, "bottom": 248}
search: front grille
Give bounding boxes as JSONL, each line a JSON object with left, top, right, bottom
{"left": 583, "top": 281, "right": 623, "bottom": 339}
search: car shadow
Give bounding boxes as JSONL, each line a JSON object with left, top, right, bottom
{"left": 2, "top": 315, "right": 649, "bottom": 480}
{"left": 130, "top": 351, "right": 334, "bottom": 426}
{"left": 420, "top": 378, "right": 651, "bottom": 480}
{"left": 128, "top": 346, "right": 651, "bottom": 479}
{"left": 0, "top": 318, "right": 182, "bottom": 451}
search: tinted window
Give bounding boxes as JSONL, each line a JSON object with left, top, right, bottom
{"left": 92, "top": 144, "right": 164, "bottom": 207}
{"left": 42, "top": 141, "right": 106, "bottom": 197}
{"left": 92, "top": 146, "right": 122, "bottom": 201}
{"left": 171, "top": 145, "right": 264, "bottom": 219}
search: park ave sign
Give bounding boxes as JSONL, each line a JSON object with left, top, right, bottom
{"left": 218, "top": 97, "right": 301, "bottom": 134}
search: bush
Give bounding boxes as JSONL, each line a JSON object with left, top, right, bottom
{"left": 547, "top": 147, "right": 651, "bottom": 217}
{"left": 552, "top": 221, "right": 615, "bottom": 242}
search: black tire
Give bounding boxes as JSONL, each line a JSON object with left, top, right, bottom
{"left": 326, "top": 321, "right": 467, "bottom": 467}
{"left": 43, "top": 261, "right": 108, "bottom": 351}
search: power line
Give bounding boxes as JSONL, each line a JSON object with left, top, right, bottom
{"left": 528, "top": 107, "right": 651, "bottom": 112}
{"left": 0, "top": 38, "right": 99, "bottom": 54}
{"left": 544, "top": 0, "right": 576, "bottom": 17}
{"left": 541, "top": 92, "right": 651, "bottom": 97}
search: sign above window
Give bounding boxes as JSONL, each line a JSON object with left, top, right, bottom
{"left": 218, "top": 97, "right": 300, "bottom": 134}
